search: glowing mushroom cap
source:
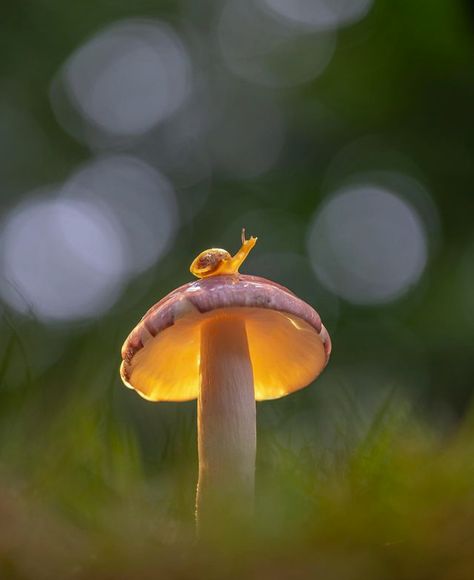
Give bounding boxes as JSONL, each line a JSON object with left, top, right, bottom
{"left": 121, "top": 275, "right": 331, "bottom": 402}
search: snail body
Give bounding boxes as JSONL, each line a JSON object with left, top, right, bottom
{"left": 190, "top": 229, "right": 257, "bottom": 279}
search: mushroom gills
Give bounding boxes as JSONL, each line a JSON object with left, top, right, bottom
{"left": 125, "top": 307, "right": 327, "bottom": 402}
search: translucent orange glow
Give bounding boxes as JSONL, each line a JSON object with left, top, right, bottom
{"left": 121, "top": 307, "right": 327, "bottom": 402}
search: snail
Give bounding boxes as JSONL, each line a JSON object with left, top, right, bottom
{"left": 190, "top": 228, "right": 258, "bottom": 279}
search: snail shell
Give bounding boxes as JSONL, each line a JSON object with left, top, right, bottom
{"left": 190, "top": 249, "right": 231, "bottom": 278}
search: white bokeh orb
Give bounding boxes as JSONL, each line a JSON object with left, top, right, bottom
{"left": 0, "top": 195, "right": 126, "bottom": 322}
{"left": 261, "top": 0, "right": 374, "bottom": 31}
{"left": 217, "top": 0, "right": 336, "bottom": 88}
{"left": 307, "top": 185, "right": 429, "bottom": 304}
{"left": 61, "top": 155, "right": 179, "bottom": 275}
{"left": 60, "top": 19, "right": 192, "bottom": 138}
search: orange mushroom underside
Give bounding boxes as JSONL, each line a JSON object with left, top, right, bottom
{"left": 120, "top": 307, "right": 328, "bottom": 402}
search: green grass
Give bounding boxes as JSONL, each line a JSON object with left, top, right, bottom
{"left": 0, "top": 368, "right": 473, "bottom": 580}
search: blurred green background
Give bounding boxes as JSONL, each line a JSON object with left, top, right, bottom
{"left": 0, "top": 0, "right": 474, "bottom": 577}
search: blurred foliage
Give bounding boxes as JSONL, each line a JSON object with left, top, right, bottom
{"left": 0, "top": 0, "right": 474, "bottom": 577}
{"left": 1, "top": 393, "right": 474, "bottom": 578}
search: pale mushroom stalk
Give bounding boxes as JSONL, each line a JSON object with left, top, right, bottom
{"left": 197, "top": 314, "right": 256, "bottom": 535}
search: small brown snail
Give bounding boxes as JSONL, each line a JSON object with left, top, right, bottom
{"left": 190, "top": 228, "right": 257, "bottom": 279}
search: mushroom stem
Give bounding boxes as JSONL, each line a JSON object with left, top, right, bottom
{"left": 196, "top": 313, "right": 256, "bottom": 536}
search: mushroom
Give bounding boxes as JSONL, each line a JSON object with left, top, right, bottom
{"left": 120, "top": 230, "right": 331, "bottom": 536}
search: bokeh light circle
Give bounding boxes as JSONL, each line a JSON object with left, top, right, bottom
{"left": 62, "top": 155, "right": 179, "bottom": 275}
{"left": 60, "top": 19, "right": 192, "bottom": 138}
{"left": 0, "top": 195, "right": 126, "bottom": 322}
{"left": 217, "top": 0, "right": 336, "bottom": 88}
{"left": 307, "top": 185, "right": 428, "bottom": 304}
{"left": 260, "top": 0, "right": 374, "bottom": 31}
